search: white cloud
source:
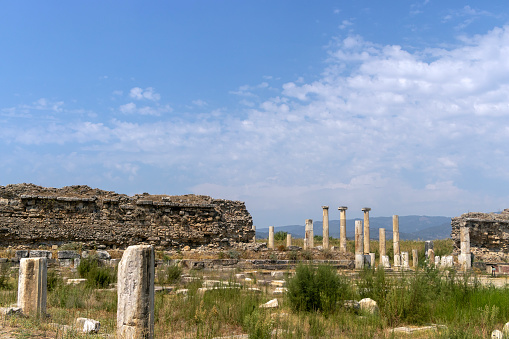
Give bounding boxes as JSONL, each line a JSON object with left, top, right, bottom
{"left": 129, "top": 87, "right": 161, "bottom": 101}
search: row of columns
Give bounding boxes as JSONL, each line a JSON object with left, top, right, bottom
{"left": 266, "top": 209, "right": 472, "bottom": 271}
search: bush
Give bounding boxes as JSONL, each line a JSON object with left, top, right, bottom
{"left": 47, "top": 269, "right": 63, "bottom": 292}
{"left": 287, "top": 264, "right": 351, "bottom": 314}
{"left": 157, "top": 264, "right": 182, "bottom": 285}
{"left": 274, "top": 231, "right": 287, "bottom": 241}
{"left": 77, "top": 257, "right": 116, "bottom": 288}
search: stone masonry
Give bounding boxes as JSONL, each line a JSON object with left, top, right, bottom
{"left": 0, "top": 184, "right": 254, "bottom": 249}
{"left": 451, "top": 209, "right": 509, "bottom": 262}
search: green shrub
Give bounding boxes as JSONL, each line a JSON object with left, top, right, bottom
{"left": 157, "top": 264, "right": 182, "bottom": 285}
{"left": 243, "top": 310, "right": 273, "bottom": 339}
{"left": 77, "top": 257, "right": 116, "bottom": 288}
{"left": 0, "top": 262, "right": 12, "bottom": 290}
{"left": 274, "top": 231, "right": 288, "bottom": 241}
{"left": 47, "top": 269, "right": 63, "bottom": 292}
{"left": 287, "top": 264, "right": 351, "bottom": 314}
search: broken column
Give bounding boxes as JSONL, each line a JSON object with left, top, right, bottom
{"left": 338, "top": 206, "right": 348, "bottom": 253}
{"left": 459, "top": 226, "right": 471, "bottom": 270}
{"left": 117, "top": 245, "right": 155, "bottom": 339}
{"left": 401, "top": 252, "right": 409, "bottom": 269}
{"left": 412, "top": 249, "right": 418, "bottom": 269}
{"left": 355, "top": 220, "right": 364, "bottom": 269}
{"left": 252, "top": 225, "right": 256, "bottom": 243}
{"left": 286, "top": 233, "right": 292, "bottom": 247}
{"left": 428, "top": 249, "right": 435, "bottom": 267}
{"left": 268, "top": 226, "right": 275, "bottom": 249}
{"left": 362, "top": 207, "right": 371, "bottom": 254}
{"left": 18, "top": 257, "right": 47, "bottom": 316}
{"left": 379, "top": 228, "right": 390, "bottom": 268}
{"left": 322, "top": 206, "right": 329, "bottom": 249}
{"left": 393, "top": 215, "right": 401, "bottom": 267}
{"left": 304, "top": 219, "right": 314, "bottom": 250}
{"left": 424, "top": 240, "right": 433, "bottom": 259}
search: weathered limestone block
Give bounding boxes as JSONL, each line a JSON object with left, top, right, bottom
{"left": 427, "top": 249, "right": 435, "bottom": 266}
{"left": 304, "top": 219, "right": 314, "bottom": 250}
{"left": 29, "top": 250, "right": 52, "bottom": 259}
{"left": 359, "top": 298, "right": 379, "bottom": 315}
{"left": 381, "top": 255, "right": 391, "bottom": 269}
{"left": 424, "top": 240, "right": 433, "bottom": 259}
{"left": 18, "top": 258, "right": 47, "bottom": 315}
{"left": 117, "top": 245, "right": 155, "bottom": 339}
{"left": 412, "top": 249, "right": 418, "bottom": 268}
{"left": 76, "top": 317, "right": 101, "bottom": 333}
{"left": 57, "top": 250, "right": 80, "bottom": 259}
{"left": 491, "top": 329, "right": 503, "bottom": 339}
{"left": 15, "top": 250, "right": 28, "bottom": 259}
{"left": 401, "top": 252, "right": 409, "bottom": 269}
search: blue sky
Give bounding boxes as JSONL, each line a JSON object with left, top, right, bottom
{"left": 1, "top": 1, "right": 509, "bottom": 227}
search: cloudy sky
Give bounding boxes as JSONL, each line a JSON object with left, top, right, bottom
{"left": 1, "top": 1, "right": 509, "bottom": 227}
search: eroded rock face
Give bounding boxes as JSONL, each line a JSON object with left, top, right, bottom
{"left": 451, "top": 209, "right": 509, "bottom": 262}
{"left": 0, "top": 184, "right": 254, "bottom": 249}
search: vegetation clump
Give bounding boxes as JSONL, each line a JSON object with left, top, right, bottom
{"left": 77, "top": 256, "right": 116, "bottom": 288}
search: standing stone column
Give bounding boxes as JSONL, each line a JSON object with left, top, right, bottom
{"left": 428, "top": 249, "right": 435, "bottom": 267}
{"left": 268, "top": 226, "right": 275, "bottom": 249}
{"left": 401, "top": 252, "right": 409, "bottom": 269}
{"left": 460, "top": 226, "right": 471, "bottom": 270}
{"left": 362, "top": 208, "right": 371, "bottom": 254}
{"left": 252, "top": 225, "right": 256, "bottom": 243}
{"left": 424, "top": 240, "right": 433, "bottom": 259}
{"left": 322, "top": 206, "right": 329, "bottom": 249}
{"left": 304, "top": 219, "right": 314, "bottom": 250}
{"left": 355, "top": 220, "right": 364, "bottom": 269}
{"left": 117, "top": 245, "right": 155, "bottom": 339}
{"left": 338, "top": 206, "right": 348, "bottom": 253}
{"left": 393, "top": 215, "right": 401, "bottom": 267}
{"left": 379, "top": 228, "right": 386, "bottom": 256}
{"left": 412, "top": 249, "right": 418, "bottom": 269}
{"left": 18, "top": 257, "right": 47, "bottom": 315}
{"left": 286, "top": 233, "right": 292, "bottom": 247}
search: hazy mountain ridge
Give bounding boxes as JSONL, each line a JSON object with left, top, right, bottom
{"left": 256, "top": 216, "right": 452, "bottom": 241}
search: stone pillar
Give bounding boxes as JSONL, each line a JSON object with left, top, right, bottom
{"left": 304, "top": 219, "right": 314, "bottom": 250}
{"left": 379, "top": 228, "right": 386, "bottom": 256}
{"left": 355, "top": 220, "right": 364, "bottom": 269}
{"left": 268, "top": 226, "right": 275, "bottom": 249}
{"left": 362, "top": 207, "right": 371, "bottom": 254}
{"left": 322, "top": 206, "right": 329, "bottom": 249}
{"left": 286, "top": 233, "right": 292, "bottom": 247}
{"left": 338, "top": 206, "right": 348, "bottom": 253}
{"left": 117, "top": 245, "right": 155, "bottom": 339}
{"left": 424, "top": 240, "right": 433, "bottom": 259}
{"left": 252, "top": 225, "right": 256, "bottom": 243}
{"left": 369, "top": 253, "right": 375, "bottom": 268}
{"left": 428, "top": 249, "right": 435, "bottom": 267}
{"left": 459, "top": 226, "right": 471, "bottom": 270}
{"left": 393, "top": 215, "right": 400, "bottom": 267}
{"left": 401, "top": 252, "right": 409, "bottom": 269}
{"left": 18, "top": 257, "right": 47, "bottom": 315}
{"left": 381, "top": 255, "right": 391, "bottom": 269}
{"left": 412, "top": 249, "right": 418, "bottom": 269}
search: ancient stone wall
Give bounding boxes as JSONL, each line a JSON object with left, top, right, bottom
{"left": 451, "top": 209, "right": 509, "bottom": 262}
{"left": 0, "top": 184, "right": 254, "bottom": 249}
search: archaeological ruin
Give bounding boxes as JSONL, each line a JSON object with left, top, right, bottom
{"left": 451, "top": 209, "right": 509, "bottom": 262}
{"left": 0, "top": 183, "right": 254, "bottom": 249}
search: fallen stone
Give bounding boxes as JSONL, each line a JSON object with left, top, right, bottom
{"left": 259, "top": 298, "right": 278, "bottom": 308}
{"left": 57, "top": 251, "right": 80, "bottom": 259}
{"left": 0, "top": 306, "right": 22, "bottom": 316}
{"left": 343, "top": 300, "right": 360, "bottom": 311}
{"left": 67, "top": 278, "right": 87, "bottom": 285}
{"left": 271, "top": 271, "right": 284, "bottom": 279}
{"left": 235, "top": 273, "right": 246, "bottom": 280}
{"left": 29, "top": 250, "right": 52, "bottom": 259}
{"left": 273, "top": 287, "right": 288, "bottom": 295}
{"left": 76, "top": 317, "right": 100, "bottom": 333}
{"left": 359, "top": 298, "right": 379, "bottom": 315}
{"left": 95, "top": 250, "right": 111, "bottom": 260}
{"left": 270, "top": 280, "right": 286, "bottom": 287}
{"left": 175, "top": 289, "right": 188, "bottom": 295}
{"left": 392, "top": 325, "right": 447, "bottom": 334}
{"left": 492, "top": 329, "right": 503, "bottom": 339}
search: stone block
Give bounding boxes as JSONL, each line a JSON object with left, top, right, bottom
{"left": 359, "top": 298, "right": 379, "bottom": 315}
{"left": 18, "top": 257, "right": 47, "bottom": 315}
{"left": 57, "top": 250, "right": 80, "bottom": 259}
{"left": 381, "top": 255, "right": 391, "bottom": 269}
{"left": 96, "top": 250, "right": 111, "bottom": 260}
{"left": 29, "top": 250, "right": 52, "bottom": 259}
{"left": 259, "top": 298, "right": 278, "bottom": 308}
{"left": 76, "top": 317, "right": 100, "bottom": 333}
{"left": 117, "top": 245, "right": 155, "bottom": 339}
{"left": 15, "top": 250, "right": 28, "bottom": 259}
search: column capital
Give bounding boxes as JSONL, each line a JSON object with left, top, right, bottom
{"left": 322, "top": 206, "right": 329, "bottom": 210}
{"left": 361, "top": 207, "right": 371, "bottom": 212}
{"left": 338, "top": 206, "right": 348, "bottom": 211}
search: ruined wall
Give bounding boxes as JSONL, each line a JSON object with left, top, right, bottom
{"left": 451, "top": 209, "right": 509, "bottom": 262}
{"left": 0, "top": 184, "right": 254, "bottom": 249}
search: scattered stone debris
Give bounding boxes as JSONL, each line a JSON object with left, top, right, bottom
{"left": 260, "top": 298, "right": 279, "bottom": 308}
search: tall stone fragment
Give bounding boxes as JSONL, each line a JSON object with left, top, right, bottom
{"left": 322, "top": 206, "right": 329, "bottom": 249}
{"left": 393, "top": 215, "right": 400, "bottom": 267}
{"left": 401, "top": 252, "right": 409, "bottom": 269}
{"left": 381, "top": 255, "right": 391, "bottom": 269}
{"left": 252, "top": 225, "right": 256, "bottom": 243}
{"left": 355, "top": 220, "right": 364, "bottom": 269}
{"left": 459, "top": 226, "right": 471, "bottom": 270}
{"left": 412, "top": 249, "right": 418, "bottom": 269}
{"left": 304, "top": 219, "right": 314, "bottom": 250}
{"left": 117, "top": 245, "right": 155, "bottom": 339}
{"left": 362, "top": 208, "right": 371, "bottom": 254}
{"left": 379, "top": 228, "right": 386, "bottom": 256}
{"left": 424, "top": 240, "right": 433, "bottom": 259}
{"left": 338, "top": 206, "right": 348, "bottom": 253}
{"left": 268, "top": 226, "right": 275, "bottom": 249}
{"left": 428, "top": 249, "right": 435, "bottom": 266}
{"left": 18, "top": 258, "right": 47, "bottom": 316}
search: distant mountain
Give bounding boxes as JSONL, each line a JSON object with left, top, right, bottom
{"left": 256, "top": 216, "right": 451, "bottom": 241}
